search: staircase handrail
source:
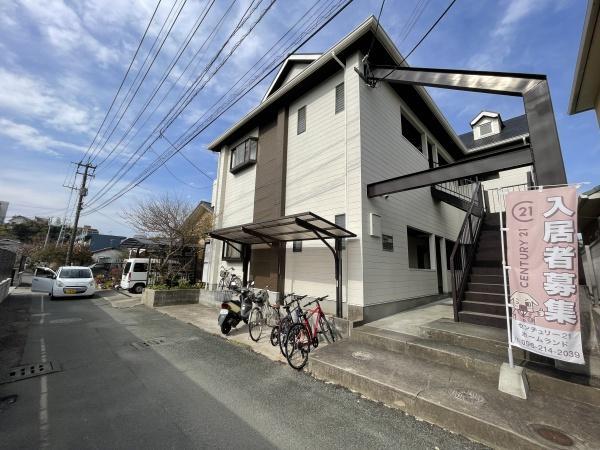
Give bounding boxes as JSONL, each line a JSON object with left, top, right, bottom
{"left": 449, "top": 181, "right": 485, "bottom": 321}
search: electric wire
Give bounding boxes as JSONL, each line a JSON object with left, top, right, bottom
{"left": 87, "top": 0, "right": 187, "bottom": 163}
{"left": 380, "top": 0, "right": 458, "bottom": 81}
{"left": 84, "top": 0, "right": 275, "bottom": 209}
{"left": 83, "top": 0, "right": 354, "bottom": 215}
{"left": 91, "top": 0, "right": 216, "bottom": 168}
{"left": 94, "top": 0, "right": 238, "bottom": 180}
{"left": 82, "top": 0, "right": 163, "bottom": 163}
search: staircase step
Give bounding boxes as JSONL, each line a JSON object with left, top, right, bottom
{"left": 465, "top": 290, "right": 505, "bottom": 303}
{"left": 310, "top": 340, "right": 600, "bottom": 450}
{"left": 474, "top": 248, "right": 502, "bottom": 261}
{"left": 352, "top": 325, "right": 600, "bottom": 406}
{"left": 459, "top": 311, "right": 506, "bottom": 329}
{"left": 471, "top": 266, "right": 502, "bottom": 276}
{"left": 469, "top": 274, "right": 504, "bottom": 284}
{"left": 479, "top": 230, "right": 500, "bottom": 240}
{"left": 477, "top": 239, "right": 501, "bottom": 249}
{"left": 462, "top": 300, "right": 506, "bottom": 315}
{"left": 473, "top": 258, "right": 502, "bottom": 267}
{"left": 419, "top": 318, "right": 517, "bottom": 357}
{"left": 467, "top": 282, "right": 504, "bottom": 294}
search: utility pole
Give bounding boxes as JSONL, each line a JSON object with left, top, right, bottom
{"left": 65, "top": 162, "right": 95, "bottom": 266}
{"left": 43, "top": 217, "right": 53, "bottom": 249}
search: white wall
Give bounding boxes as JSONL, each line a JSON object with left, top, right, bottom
{"left": 359, "top": 80, "right": 465, "bottom": 306}
{"left": 208, "top": 131, "right": 258, "bottom": 287}
{"left": 284, "top": 52, "right": 364, "bottom": 306}
{"left": 482, "top": 166, "right": 532, "bottom": 213}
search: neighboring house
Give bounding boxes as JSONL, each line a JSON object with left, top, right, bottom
{"left": 569, "top": 0, "right": 600, "bottom": 125}
{"left": 7, "top": 215, "right": 28, "bottom": 226}
{"left": 81, "top": 233, "right": 126, "bottom": 252}
{"left": 206, "top": 17, "right": 563, "bottom": 325}
{"left": 0, "top": 201, "right": 8, "bottom": 224}
{"left": 91, "top": 248, "right": 124, "bottom": 263}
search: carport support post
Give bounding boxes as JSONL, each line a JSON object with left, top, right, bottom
{"left": 241, "top": 243, "right": 251, "bottom": 287}
{"left": 335, "top": 238, "right": 343, "bottom": 318}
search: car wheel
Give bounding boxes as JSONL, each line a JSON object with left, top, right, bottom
{"left": 133, "top": 284, "right": 144, "bottom": 294}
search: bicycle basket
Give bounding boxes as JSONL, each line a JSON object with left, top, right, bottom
{"left": 219, "top": 269, "right": 227, "bottom": 278}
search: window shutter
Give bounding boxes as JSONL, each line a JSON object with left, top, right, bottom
{"left": 297, "top": 106, "right": 306, "bottom": 134}
{"left": 335, "top": 83, "right": 344, "bottom": 113}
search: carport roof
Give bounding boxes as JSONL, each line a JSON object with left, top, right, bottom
{"left": 209, "top": 212, "right": 355, "bottom": 245}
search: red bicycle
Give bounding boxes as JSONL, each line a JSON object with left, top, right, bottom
{"left": 284, "top": 295, "right": 336, "bottom": 370}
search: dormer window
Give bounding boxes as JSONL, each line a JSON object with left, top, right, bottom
{"left": 230, "top": 137, "right": 257, "bottom": 174}
{"left": 470, "top": 111, "right": 503, "bottom": 141}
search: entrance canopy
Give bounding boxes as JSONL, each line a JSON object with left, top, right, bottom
{"left": 209, "top": 212, "right": 355, "bottom": 245}
{"left": 209, "top": 212, "right": 355, "bottom": 318}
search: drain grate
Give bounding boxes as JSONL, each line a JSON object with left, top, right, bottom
{"left": 131, "top": 337, "right": 168, "bottom": 350}
{"left": 1, "top": 362, "right": 60, "bottom": 384}
{"left": 531, "top": 424, "right": 574, "bottom": 447}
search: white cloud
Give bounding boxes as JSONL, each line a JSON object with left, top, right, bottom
{"left": 19, "top": 0, "right": 121, "bottom": 66}
{"left": 0, "top": 68, "right": 96, "bottom": 135}
{"left": 0, "top": 118, "right": 85, "bottom": 155}
{"left": 466, "top": 0, "right": 554, "bottom": 69}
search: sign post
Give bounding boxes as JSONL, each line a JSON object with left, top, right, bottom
{"left": 505, "top": 186, "right": 584, "bottom": 365}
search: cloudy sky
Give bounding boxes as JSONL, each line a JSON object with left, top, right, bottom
{"left": 0, "top": 0, "right": 597, "bottom": 236}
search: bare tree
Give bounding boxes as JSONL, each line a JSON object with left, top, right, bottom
{"left": 122, "top": 194, "right": 213, "bottom": 282}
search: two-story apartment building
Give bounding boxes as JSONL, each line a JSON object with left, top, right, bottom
{"left": 206, "top": 17, "right": 541, "bottom": 324}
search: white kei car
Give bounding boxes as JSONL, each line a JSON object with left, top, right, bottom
{"left": 31, "top": 266, "right": 96, "bottom": 299}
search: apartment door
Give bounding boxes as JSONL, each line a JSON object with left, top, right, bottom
{"left": 435, "top": 236, "right": 444, "bottom": 294}
{"left": 250, "top": 243, "right": 285, "bottom": 292}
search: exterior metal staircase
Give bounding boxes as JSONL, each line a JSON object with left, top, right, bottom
{"left": 459, "top": 213, "right": 507, "bottom": 328}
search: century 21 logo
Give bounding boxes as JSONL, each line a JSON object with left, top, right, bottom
{"left": 511, "top": 200, "right": 534, "bottom": 222}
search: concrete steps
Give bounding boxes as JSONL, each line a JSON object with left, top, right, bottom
{"left": 310, "top": 338, "right": 600, "bottom": 450}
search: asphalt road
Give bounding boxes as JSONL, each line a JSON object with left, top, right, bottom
{"left": 0, "top": 289, "right": 485, "bottom": 449}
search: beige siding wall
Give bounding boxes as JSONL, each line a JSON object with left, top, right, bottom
{"left": 284, "top": 52, "right": 364, "bottom": 306}
{"left": 359, "top": 80, "right": 465, "bottom": 306}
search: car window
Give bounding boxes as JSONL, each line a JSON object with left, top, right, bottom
{"left": 133, "top": 263, "right": 148, "bottom": 272}
{"left": 123, "top": 262, "right": 131, "bottom": 275}
{"left": 35, "top": 268, "right": 54, "bottom": 278}
{"left": 59, "top": 268, "right": 93, "bottom": 279}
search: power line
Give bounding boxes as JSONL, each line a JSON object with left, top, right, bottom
{"left": 380, "top": 0, "right": 458, "bottom": 81}
{"left": 92, "top": 0, "right": 238, "bottom": 181}
{"left": 148, "top": 145, "right": 210, "bottom": 190}
{"left": 88, "top": 0, "right": 186, "bottom": 163}
{"left": 82, "top": 0, "right": 354, "bottom": 215}
{"left": 82, "top": 0, "right": 163, "bottom": 163}
{"left": 91, "top": 0, "right": 216, "bottom": 168}
{"left": 85, "top": 0, "right": 275, "bottom": 209}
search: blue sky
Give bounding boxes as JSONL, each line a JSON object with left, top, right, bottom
{"left": 0, "top": 0, "right": 597, "bottom": 236}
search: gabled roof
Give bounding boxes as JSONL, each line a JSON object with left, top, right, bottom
{"left": 459, "top": 114, "right": 529, "bottom": 152}
{"left": 470, "top": 111, "right": 503, "bottom": 127}
{"left": 262, "top": 54, "right": 321, "bottom": 101}
{"left": 207, "top": 16, "right": 467, "bottom": 156}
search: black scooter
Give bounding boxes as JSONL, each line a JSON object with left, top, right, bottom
{"left": 218, "top": 283, "right": 255, "bottom": 335}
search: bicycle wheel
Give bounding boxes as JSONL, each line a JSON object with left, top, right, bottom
{"left": 318, "top": 315, "right": 336, "bottom": 344}
{"left": 278, "top": 317, "right": 292, "bottom": 356}
{"left": 248, "top": 308, "right": 263, "bottom": 342}
{"left": 218, "top": 278, "right": 225, "bottom": 290}
{"left": 285, "top": 323, "right": 311, "bottom": 370}
{"left": 270, "top": 326, "right": 279, "bottom": 346}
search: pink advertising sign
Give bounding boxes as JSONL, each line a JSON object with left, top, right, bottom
{"left": 506, "top": 186, "right": 584, "bottom": 364}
